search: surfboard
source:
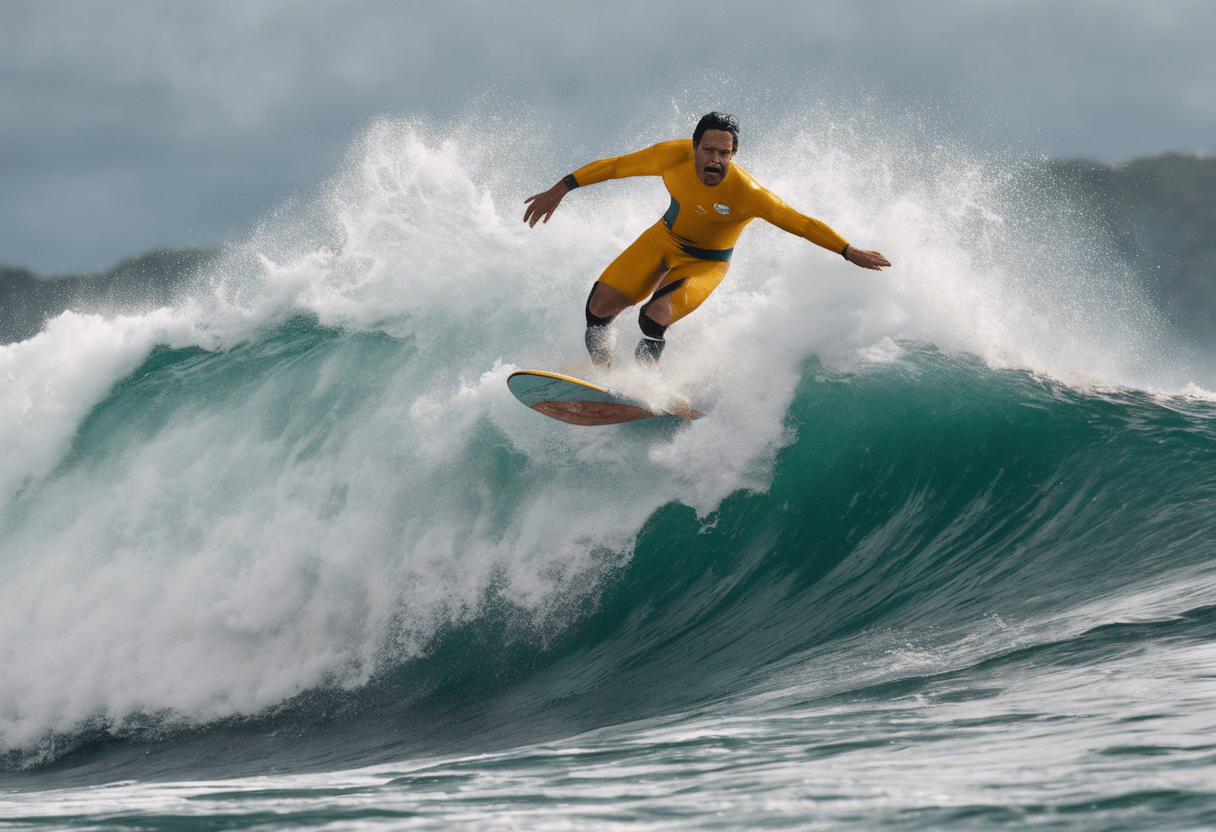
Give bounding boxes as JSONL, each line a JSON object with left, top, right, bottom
{"left": 507, "top": 370, "right": 700, "bottom": 426}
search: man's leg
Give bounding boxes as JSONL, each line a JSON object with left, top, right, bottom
{"left": 583, "top": 224, "right": 669, "bottom": 366}
{"left": 634, "top": 283, "right": 678, "bottom": 365}
{"left": 633, "top": 261, "right": 729, "bottom": 365}
{"left": 584, "top": 282, "right": 634, "bottom": 366}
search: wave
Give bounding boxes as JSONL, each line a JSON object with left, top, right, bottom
{"left": 3, "top": 116, "right": 1215, "bottom": 779}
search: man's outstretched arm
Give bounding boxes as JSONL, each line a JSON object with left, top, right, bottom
{"left": 752, "top": 184, "right": 891, "bottom": 271}
{"left": 523, "top": 141, "right": 690, "bottom": 228}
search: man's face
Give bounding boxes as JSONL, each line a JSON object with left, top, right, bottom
{"left": 694, "top": 129, "right": 735, "bottom": 186}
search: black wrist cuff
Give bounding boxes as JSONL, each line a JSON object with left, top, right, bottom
{"left": 841, "top": 244, "right": 850, "bottom": 260}
{"left": 562, "top": 174, "right": 579, "bottom": 190}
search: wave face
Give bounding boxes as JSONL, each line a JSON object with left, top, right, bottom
{"left": 4, "top": 117, "right": 1216, "bottom": 827}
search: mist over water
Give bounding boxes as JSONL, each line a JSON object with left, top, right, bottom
{"left": 4, "top": 111, "right": 1216, "bottom": 829}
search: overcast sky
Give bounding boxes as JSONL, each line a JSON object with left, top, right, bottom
{"left": 3, "top": 0, "right": 1213, "bottom": 274}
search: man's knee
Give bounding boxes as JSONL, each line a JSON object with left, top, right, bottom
{"left": 586, "top": 285, "right": 617, "bottom": 327}
{"left": 638, "top": 277, "right": 686, "bottom": 327}
{"left": 586, "top": 282, "right": 634, "bottom": 324}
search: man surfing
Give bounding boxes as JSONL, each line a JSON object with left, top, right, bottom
{"left": 523, "top": 112, "right": 891, "bottom": 366}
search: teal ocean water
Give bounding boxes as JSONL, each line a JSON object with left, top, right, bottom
{"left": 4, "top": 118, "right": 1216, "bottom": 829}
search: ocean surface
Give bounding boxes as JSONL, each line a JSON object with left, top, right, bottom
{"left": 4, "top": 116, "right": 1216, "bottom": 829}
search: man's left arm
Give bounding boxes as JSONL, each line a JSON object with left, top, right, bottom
{"left": 841, "top": 244, "right": 891, "bottom": 271}
{"left": 754, "top": 186, "right": 891, "bottom": 271}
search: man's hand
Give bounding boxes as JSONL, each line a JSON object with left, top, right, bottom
{"left": 845, "top": 246, "right": 891, "bottom": 271}
{"left": 523, "top": 181, "right": 571, "bottom": 227}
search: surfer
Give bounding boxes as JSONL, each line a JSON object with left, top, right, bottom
{"left": 523, "top": 112, "right": 891, "bottom": 365}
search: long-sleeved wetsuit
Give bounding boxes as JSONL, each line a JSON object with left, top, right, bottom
{"left": 567, "top": 139, "right": 848, "bottom": 322}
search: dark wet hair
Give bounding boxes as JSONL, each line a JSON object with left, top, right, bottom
{"left": 693, "top": 112, "right": 739, "bottom": 152}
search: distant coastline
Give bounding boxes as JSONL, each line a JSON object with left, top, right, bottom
{"left": 0, "top": 248, "right": 219, "bottom": 343}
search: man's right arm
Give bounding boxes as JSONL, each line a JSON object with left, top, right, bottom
{"left": 523, "top": 140, "right": 689, "bottom": 227}
{"left": 523, "top": 179, "right": 571, "bottom": 227}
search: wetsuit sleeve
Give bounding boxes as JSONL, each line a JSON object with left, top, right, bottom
{"left": 566, "top": 140, "right": 691, "bottom": 188}
{"left": 750, "top": 184, "right": 849, "bottom": 254}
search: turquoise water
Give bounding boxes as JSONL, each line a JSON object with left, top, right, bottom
{"left": 4, "top": 118, "right": 1216, "bottom": 828}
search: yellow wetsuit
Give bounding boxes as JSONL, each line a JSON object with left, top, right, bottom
{"left": 567, "top": 139, "right": 849, "bottom": 323}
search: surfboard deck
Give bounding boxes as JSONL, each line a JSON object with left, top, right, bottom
{"left": 507, "top": 370, "right": 700, "bottom": 426}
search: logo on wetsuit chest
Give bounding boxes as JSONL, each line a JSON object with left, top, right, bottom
{"left": 714, "top": 203, "right": 731, "bottom": 215}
